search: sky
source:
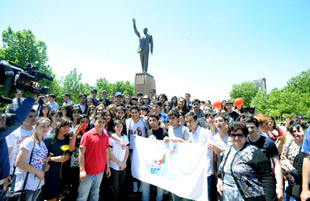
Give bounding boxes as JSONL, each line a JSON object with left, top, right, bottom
{"left": 1, "top": 0, "right": 310, "bottom": 102}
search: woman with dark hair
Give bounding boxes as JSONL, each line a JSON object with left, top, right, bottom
{"left": 158, "top": 93, "right": 168, "bottom": 104}
{"left": 124, "top": 94, "right": 132, "bottom": 105}
{"left": 43, "top": 117, "right": 73, "bottom": 201}
{"left": 162, "top": 101, "right": 172, "bottom": 114}
{"left": 267, "top": 116, "right": 283, "bottom": 142}
{"left": 60, "top": 104, "right": 73, "bottom": 119}
{"left": 86, "top": 105, "right": 96, "bottom": 118}
{"left": 107, "top": 104, "right": 117, "bottom": 119}
{"left": 67, "top": 114, "right": 91, "bottom": 201}
{"left": 39, "top": 104, "right": 50, "bottom": 117}
{"left": 170, "top": 96, "right": 178, "bottom": 108}
{"left": 48, "top": 110, "right": 62, "bottom": 135}
{"left": 280, "top": 122, "right": 308, "bottom": 201}
{"left": 217, "top": 121, "right": 277, "bottom": 201}
{"left": 176, "top": 97, "right": 188, "bottom": 113}
{"left": 101, "top": 109, "right": 114, "bottom": 135}
{"left": 70, "top": 107, "right": 82, "bottom": 130}
{"left": 86, "top": 97, "right": 95, "bottom": 107}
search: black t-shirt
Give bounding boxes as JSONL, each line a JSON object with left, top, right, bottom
{"left": 229, "top": 111, "right": 239, "bottom": 121}
{"left": 247, "top": 135, "right": 279, "bottom": 160}
{"left": 147, "top": 127, "right": 168, "bottom": 140}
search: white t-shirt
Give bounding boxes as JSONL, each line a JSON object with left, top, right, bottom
{"left": 6, "top": 127, "right": 34, "bottom": 174}
{"left": 190, "top": 126, "right": 215, "bottom": 176}
{"left": 168, "top": 124, "right": 192, "bottom": 141}
{"left": 129, "top": 119, "right": 145, "bottom": 149}
{"left": 213, "top": 133, "right": 233, "bottom": 167}
{"left": 109, "top": 134, "right": 130, "bottom": 171}
{"left": 14, "top": 138, "right": 48, "bottom": 191}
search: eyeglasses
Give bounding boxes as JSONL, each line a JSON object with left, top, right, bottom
{"left": 230, "top": 133, "right": 245, "bottom": 138}
{"left": 150, "top": 91, "right": 155, "bottom": 94}
{"left": 165, "top": 105, "right": 170, "bottom": 107}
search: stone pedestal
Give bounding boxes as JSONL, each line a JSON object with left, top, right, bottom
{"left": 134, "top": 72, "right": 156, "bottom": 96}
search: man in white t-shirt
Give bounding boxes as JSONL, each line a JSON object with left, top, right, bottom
{"left": 185, "top": 111, "right": 220, "bottom": 201}
{"left": 5, "top": 109, "right": 36, "bottom": 190}
{"left": 125, "top": 106, "right": 149, "bottom": 192}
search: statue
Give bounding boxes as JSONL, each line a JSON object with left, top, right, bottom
{"left": 132, "top": 18, "right": 153, "bottom": 73}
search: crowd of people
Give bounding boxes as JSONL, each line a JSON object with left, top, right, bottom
{"left": 1, "top": 88, "right": 310, "bottom": 201}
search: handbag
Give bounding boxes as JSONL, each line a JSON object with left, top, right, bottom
{"left": 4, "top": 142, "right": 35, "bottom": 201}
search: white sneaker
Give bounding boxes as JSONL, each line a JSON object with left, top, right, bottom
{"left": 133, "top": 182, "right": 138, "bottom": 193}
{"left": 139, "top": 184, "right": 143, "bottom": 192}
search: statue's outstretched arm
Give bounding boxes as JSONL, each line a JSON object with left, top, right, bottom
{"left": 132, "top": 18, "right": 140, "bottom": 37}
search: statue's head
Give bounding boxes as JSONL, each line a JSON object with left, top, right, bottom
{"left": 143, "top": 27, "right": 148, "bottom": 34}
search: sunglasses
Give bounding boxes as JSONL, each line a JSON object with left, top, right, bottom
{"left": 230, "top": 133, "right": 245, "bottom": 138}
{"left": 150, "top": 91, "right": 155, "bottom": 93}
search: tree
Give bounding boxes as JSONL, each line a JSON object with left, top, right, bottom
{"left": 95, "top": 78, "right": 134, "bottom": 100}
{"left": 250, "top": 89, "right": 268, "bottom": 114}
{"left": 284, "top": 69, "right": 310, "bottom": 94}
{"left": 229, "top": 81, "right": 258, "bottom": 106}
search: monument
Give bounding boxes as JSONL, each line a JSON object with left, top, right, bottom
{"left": 132, "top": 18, "right": 156, "bottom": 95}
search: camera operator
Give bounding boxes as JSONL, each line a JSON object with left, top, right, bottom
{"left": 0, "top": 82, "right": 41, "bottom": 201}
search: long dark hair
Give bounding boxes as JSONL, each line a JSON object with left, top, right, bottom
{"left": 61, "top": 104, "right": 73, "bottom": 118}
{"left": 71, "top": 107, "right": 82, "bottom": 121}
{"left": 176, "top": 97, "right": 188, "bottom": 113}
{"left": 51, "top": 117, "right": 72, "bottom": 145}
{"left": 171, "top": 96, "right": 178, "bottom": 108}
{"left": 39, "top": 104, "right": 50, "bottom": 117}
{"left": 49, "top": 110, "right": 62, "bottom": 123}
{"left": 101, "top": 109, "right": 114, "bottom": 134}
{"left": 75, "top": 114, "right": 91, "bottom": 147}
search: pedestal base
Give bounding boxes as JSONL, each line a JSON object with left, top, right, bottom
{"left": 134, "top": 72, "right": 156, "bottom": 96}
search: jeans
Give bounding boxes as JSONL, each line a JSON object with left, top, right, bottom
{"left": 77, "top": 173, "right": 104, "bottom": 201}
{"left": 208, "top": 174, "right": 217, "bottom": 201}
{"left": 110, "top": 168, "right": 126, "bottom": 201}
{"left": 25, "top": 188, "right": 42, "bottom": 201}
{"left": 142, "top": 182, "right": 164, "bottom": 201}
{"left": 0, "top": 185, "right": 4, "bottom": 201}
{"left": 171, "top": 193, "right": 192, "bottom": 201}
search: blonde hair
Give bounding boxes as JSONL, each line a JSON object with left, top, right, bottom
{"left": 30, "top": 117, "right": 51, "bottom": 143}
{"left": 253, "top": 113, "right": 270, "bottom": 125}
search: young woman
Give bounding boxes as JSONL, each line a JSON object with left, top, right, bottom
{"left": 43, "top": 117, "right": 74, "bottom": 201}
{"left": 67, "top": 115, "right": 90, "bottom": 201}
{"left": 170, "top": 96, "right": 178, "bottom": 108}
{"left": 107, "top": 104, "right": 117, "bottom": 119}
{"left": 39, "top": 104, "right": 50, "bottom": 117}
{"left": 123, "top": 94, "right": 132, "bottom": 105}
{"left": 176, "top": 97, "right": 188, "bottom": 113}
{"left": 163, "top": 101, "right": 172, "bottom": 114}
{"left": 86, "top": 97, "right": 95, "bottom": 107}
{"left": 158, "top": 93, "right": 168, "bottom": 105}
{"left": 48, "top": 110, "right": 62, "bottom": 135}
{"left": 101, "top": 109, "right": 114, "bottom": 135}
{"left": 60, "top": 104, "right": 73, "bottom": 119}
{"left": 86, "top": 105, "right": 96, "bottom": 118}
{"left": 14, "top": 117, "right": 51, "bottom": 201}
{"left": 70, "top": 107, "right": 82, "bottom": 131}
{"left": 267, "top": 116, "right": 283, "bottom": 142}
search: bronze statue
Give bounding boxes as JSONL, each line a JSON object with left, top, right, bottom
{"left": 132, "top": 18, "right": 153, "bottom": 73}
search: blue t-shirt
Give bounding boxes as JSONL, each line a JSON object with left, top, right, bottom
{"left": 301, "top": 127, "right": 310, "bottom": 155}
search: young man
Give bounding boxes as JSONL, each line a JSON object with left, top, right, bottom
{"left": 225, "top": 101, "right": 239, "bottom": 121}
{"left": 142, "top": 113, "right": 168, "bottom": 201}
{"left": 244, "top": 117, "right": 284, "bottom": 201}
{"left": 301, "top": 127, "right": 310, "bottom": 201}
{"left": 191, "top": 99, "right": 204, "bottom": 118}
{"left": 91, "top": 89, "right": 98, "bottom": 106}
{"left": 185, "top": 93, "right": 192, "bottom": 110}
{"left": 99, "top": 90, "right": 111, "bottom": 107}
{"left": 48, "top": 94, "right": 59, "bottom": 112}
{"left": 115, "top": 92, "right": 125, "bottom": 107}
{"left": 110, "top": 92, "right": 116, "bottom": 103}
{"left": 136, "top": 92, "right": 143, "bottom": 101}
{"left": 77, "top": 115, "right": 111, "bottom": 201}
{"left": 75, "top": 92, "right": 87, "bottom": 114}
{"left": 125, "top": 106, "right": 149, "bottom": 192}
{"left": 116, "top": 106, "right": 127, "bottom": 135}
{"left": 185, "top": 111, "right": 220, "bottom": 201}
{"left": 165, "top": 108, "right": 191, "bottom": 143}
{"left": 152, "top": 101, "right": 168, "bottom": 124}
{"left": 5, "top": 91, "right": 24, "bottom": 113}
{"left": 5, "top": 109, "right": 36, "bottom": 190}
{"left": 109, "top": 119, "right": 129, "bottom": 201}
{"left": 62, "top": 93, "right": 74, "bottom": 106}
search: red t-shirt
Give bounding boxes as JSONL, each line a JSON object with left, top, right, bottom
{"left": 80, "top": 128, "right": 109, "bottom": 175}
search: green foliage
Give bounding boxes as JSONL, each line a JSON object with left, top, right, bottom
{"left": 284, "top": 69, "right": 310, "bottom": 94}
{"left": 95, "top": 78, "right": 134, "bottom": 100}
{"left": 229, "top": 81, "right": 258, "bottom": 106}
{"left": 250, "top": 89, "right": 268, "bottom": 114}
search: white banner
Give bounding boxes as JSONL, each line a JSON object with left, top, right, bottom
{"left": 131, "top": 136, "right": 209, "bottom": 201}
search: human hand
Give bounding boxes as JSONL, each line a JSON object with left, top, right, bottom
{"left": 163, "top": 136, "right": 170, "bottom": 143}
{"left": 217, "top": 178, "right": 223, "bottom": 196}
{"left": 301, "top": 189, "right": 310, "bottom": 201}
{"left": 80, "top": 170, "right": 87, "bottom": 181}
{"left": 44, "top": 164, "right": 50, "bottom": 172}
{"left": 28, "top": 82, "right": 43, "bottom": 99}
{"left": 0, "top": 113, "right": 6, "bottom": 128}
{"left": 36, "top": 169, "right": 45, "bottom": 180}
{"left": 276, "top": 186, "right": 284, "bottom": 201}
{"left": 106, "top": 167, "right": 111, "bottom": 178}
{"left": 120, "top": 140, "right": 125, "bottom": 150}
{"left": 119, "top": 162, "right": 126, "bottom": 170}
{"left": 74, "top": 124, "right": 82, "bottom": 136}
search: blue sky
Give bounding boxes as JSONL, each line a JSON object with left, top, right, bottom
{"left": 1, "top": 0, "right": 309, "bottom": 102}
